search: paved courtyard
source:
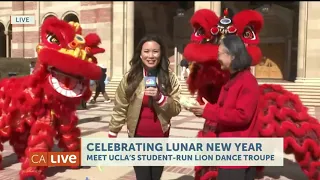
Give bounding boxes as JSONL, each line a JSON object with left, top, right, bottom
{"left": 0, "top": 97, "right": 308, "bottom": 180}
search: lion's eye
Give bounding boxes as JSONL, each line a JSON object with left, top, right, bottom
{"left": 46, "top": 33, "right": 60, "bottom": 45}
{"left": 195, "top": 27, "right": 205, "bottom": 37}
{"left": 242, "top": 26, "right": 256, "bottom": 40}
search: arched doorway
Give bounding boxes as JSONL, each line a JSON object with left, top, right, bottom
{"left": 42, "top": 14, "right": 56, "bottom": 23}
{"left": 0, "top": 23, "right": 6, "bottom": 57}
{"left": 7, "top": 24, "right": 12, "bottom": 58}
{"left": 63, "top": 13, "right": 79, "bottom": 23}
{"left": 221, "top": 2, "right": 299, "bottom": 81}
{"left": 134, "top": 2, "right": 194, "bottom": 71}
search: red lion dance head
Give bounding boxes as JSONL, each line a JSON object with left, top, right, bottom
{"left": 183, "top": 8, "right": 264, "bottom": 104}
{"left": 35, "top": 17, "right": 104, "bottom": 103}
{"left": 0, "top": 17, "right": 106, "bottom": 180}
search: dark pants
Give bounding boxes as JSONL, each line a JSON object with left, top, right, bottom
{"left": 217, "top": 167, "right": 256, "bottom": 180}
{"left": 133, "top": 134, "right": 165, "bottom": 180}
{"left": 93, "top": 83, "right": 110, "bottom": 101}
{"left": 133, "top": 166, "right": 164, "bottom": 180}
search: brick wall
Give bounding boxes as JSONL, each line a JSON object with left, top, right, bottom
{"left": 80, "top": 1, "right": 112, "bottom": 76}
{"left": 11, "top": 1, "right": 39, "bottom": 57}
{"left": 80, "top": 3, "right": 112, "bottom": 34}
{"left": 10, "top": 1, "right": 112, "bottom": 58}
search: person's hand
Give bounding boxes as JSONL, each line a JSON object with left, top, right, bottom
{"left": 145, "top": 87, "right": 160, "bottom": 99}
{"left": 189, "top": 98, "right": 209, "bottom": 117}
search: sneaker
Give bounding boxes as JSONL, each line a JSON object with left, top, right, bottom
{"left": 104, "top": 99, "right": 111, "bottom": 103}
{"left": 89, "top": 99, "right": 96, "bottom": 104}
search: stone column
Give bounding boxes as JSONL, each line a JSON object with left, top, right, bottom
{"left": 296, "top": 1, "right": 307, "bottom": 80}
{"left": 123, "top": 1, "right": 134, "bottom": 73}
{"left": 295, "top": 2, "right": 320, "bottom": 83}
{"left": 212, "top": 1, "right": 221, "bottom": 16}
{"left": 194, "top": 2, "right": 211, "bottom": 11}
{"left": 110, "top": 2, "right": 134, "bottom": 81}
{"left": 194, "top": 1, "right": 221, "bottom": 15}
{"left": 4, "top": 31, "right": 9, "bottom": 58}
{"left": 111, "top": 2, "right": 125, "bottom": 81}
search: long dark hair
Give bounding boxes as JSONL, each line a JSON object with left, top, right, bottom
{"left": 125, "top": 34, "right": 172, "bottom": 99}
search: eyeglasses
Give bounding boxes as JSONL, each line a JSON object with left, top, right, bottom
{"left": 218, "top": 52, "right": 228, "bottom": 56}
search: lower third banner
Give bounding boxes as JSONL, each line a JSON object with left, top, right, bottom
{"left": 80, "top": 138, "right": 283, "bottom": 167}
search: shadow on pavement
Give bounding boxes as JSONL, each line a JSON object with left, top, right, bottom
{"left": 262, "top": 158, "right": 308, "bottom": 180}
{"left": 46, "top": 166, "right": 91, "bottom": 177}
{"left": 78, "top": 116, "right": 102, "bottom": 125}
{"left": 86, "top": 104, "right": 98, "bottom": 109}
{"left": 170, "top": 158, "right": 307, "bottom": 180}
{"left": 2, "top": 153, "right": 18, "bottom": 169}
{"left": 173, "top": 175, "right": 194, "bottom": 180}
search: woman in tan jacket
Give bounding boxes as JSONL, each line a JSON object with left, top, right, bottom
{"left": 108, "top": 34, "right": 182, "bottom": 180}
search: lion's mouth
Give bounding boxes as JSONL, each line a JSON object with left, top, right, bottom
{"left": 48, "top": 66, "right": 86, "bottom": 98}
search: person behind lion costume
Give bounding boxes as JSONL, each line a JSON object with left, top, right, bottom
{"left": 184, "top": 8, "right": 320, "bottom": 180}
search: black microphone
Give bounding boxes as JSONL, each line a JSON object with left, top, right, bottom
{"left": 145, "top": 68, "right": 158, "bottom": 107}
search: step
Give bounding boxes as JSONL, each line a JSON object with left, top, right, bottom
{"left": 297, "top": 95, "right": 320, "bottom": 99}
{"left": 294, "top": 98, "right": 320, "bottom": 103}
{"left": 98, "top": 94, "right": 319, "bottom": 107}
{"left": 106, "top": 88, "right": 320, "bottom": 94}
{"left": 100, "top": 94, "right": 318, "bottom": 107}
{"left": 179, "top": 82, "right": 320, "bottom": 88}
{"left": 281, "top": 89, "right": 320, "bottom": 93}
{"left": 108, "top": 81, "right": 320, "bottom": 87}
{"left": 105, "top": 88, "right": 320, "bottom": 97}
{"left": 289, "top": 92, "right": 320, "bottom": 96}
{"left": 281, "top": 87, "right": 320, "bottom": 91}
{"left": 104, "top": 81, "right": 320, "bottom": 107}
{"left": 262, "top": 85, "right": 320, "bottom": 90}
{"left": 102, "top": 91, "right": 320, "bottom": 101}
{"left": 261, "top": 85, "right": 320, "bottom": 89}
{"left": 106, "top": 87, "right": 320, "bottom": 93}
{"left": 105, "top": 90, "right": 320, "bottom": 98}
{"left": 105, "top": 91, "right": 192, "bottom": 96}
{"left": 258, "top": 81, "right": 320, "bottom": 86}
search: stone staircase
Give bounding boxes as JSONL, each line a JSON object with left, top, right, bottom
{"left": 103, "top": 79, "right": 320, "bottom": 118}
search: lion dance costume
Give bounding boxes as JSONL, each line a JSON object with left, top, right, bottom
{"left": 184, "top": 8, "right": 320, "bottom": 180}
{"left": 0, "top": 17, "right": 105, "bottom": 180}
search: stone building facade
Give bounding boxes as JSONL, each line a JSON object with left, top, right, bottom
{"left": 0, "top": 1, "right": 319, "bottom": 83}
{"left": 0, "top": 1, "right": 112, "bottom": 74}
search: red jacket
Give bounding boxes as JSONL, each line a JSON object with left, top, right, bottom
{"left": 202, "top": 69, "right": 260, "bottom": 169}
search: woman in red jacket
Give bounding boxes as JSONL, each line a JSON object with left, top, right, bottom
{"left": 189, "top": 35, "right": 260, "bottom": 180}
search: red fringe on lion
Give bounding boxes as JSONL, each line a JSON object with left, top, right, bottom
{"left": 0, "top": 17, "right": 105, "bottom": 180}
{"left": 184, "top": 8, "right": 320, "bottom": 180}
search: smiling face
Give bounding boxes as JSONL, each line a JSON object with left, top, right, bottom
{"left": 140, "top": 41, "right": 161, "bottom": 68}
{"left": 36, "top": 17, "right": 102, "bottom": 99}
